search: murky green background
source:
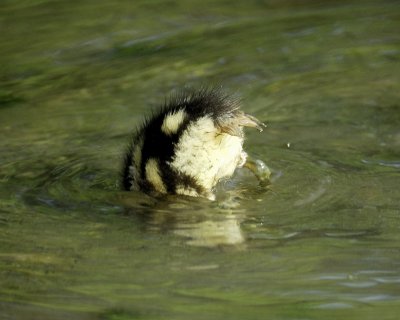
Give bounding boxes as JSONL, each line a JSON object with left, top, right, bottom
{"left": 1, "top": 0, "right": 400, "bottom": 319}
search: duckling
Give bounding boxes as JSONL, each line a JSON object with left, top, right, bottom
{"left": 122, "top": 88, "right": 270, "bottom": 200}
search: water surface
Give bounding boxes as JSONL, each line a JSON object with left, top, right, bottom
{"left": 1, "top": 0, "right": 400, "bottom": 319}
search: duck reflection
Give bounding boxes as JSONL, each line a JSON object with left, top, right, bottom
{"left": 173, "top": 216, "right": 244, "bottom": 247}
{"left": 120, "top": 190, "right": 249, "bottom": 248}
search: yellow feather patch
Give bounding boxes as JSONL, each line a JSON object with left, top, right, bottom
{"left": 161, "top": 109, "right": 187, "bottom": 135}
{"left": 145, "top": 158, "right": 167, "bottom": 193}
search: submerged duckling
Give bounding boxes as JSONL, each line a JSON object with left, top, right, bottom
{"left": 122, "top": 88, "right": 270, "bottom": 200}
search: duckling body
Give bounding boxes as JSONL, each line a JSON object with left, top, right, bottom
{"left": 122, "top": 89, "right": 267, "bottom": 200}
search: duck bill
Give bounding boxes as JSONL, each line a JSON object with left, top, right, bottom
{"left": 240, "top": 113, "right": 266, "bottom": 132}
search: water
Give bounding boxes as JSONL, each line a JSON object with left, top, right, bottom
{"left": 1, "top": 0, "right": 400, "bottom": 319}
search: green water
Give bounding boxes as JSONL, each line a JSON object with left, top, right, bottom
{"left": 1, "top": 0, "right": 400, "bottom": 319}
